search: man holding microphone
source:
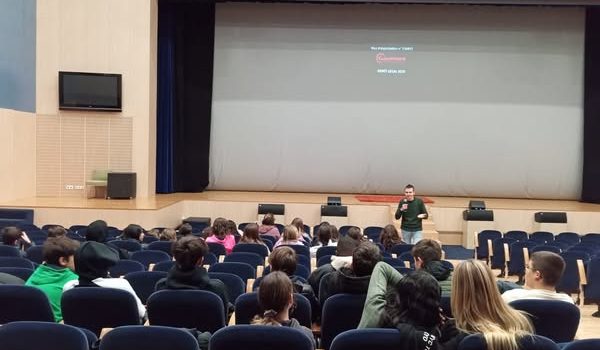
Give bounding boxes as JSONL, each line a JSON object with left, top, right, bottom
{"left": 394, "top": 184, "right": 428, "bottom": 244}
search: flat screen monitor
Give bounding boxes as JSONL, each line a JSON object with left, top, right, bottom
{"left": 59, "top": 71, "right": 122, "bottom": 112}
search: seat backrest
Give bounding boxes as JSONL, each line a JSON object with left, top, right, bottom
{"left": 0, "top": 256, "right": 34, "bottom": 269}
{"left": 529, "top": 231, "right": 555, "bottom": 244}
{"left": 147, "top": 241, "right": 174, "bottom": 256}
{"left": 581, "top": 233, "right": 600, "bottom": 244}
{"left": 316, "top": 246, "right": 337, "bottom": 261}
{"left": 0, "top": 245, "right": 22, "bottom": 257}
{"left": 509, "top": 299, "right": 580, "bottom": 342}
{"left": 0, "top": 267, "right": 33, "bottom": 281}
{"left": 531, "top": 245, "right": 562, "bottom": 255}
{"left": 208, "top": 272, "right": 246, "bottom": 302}
{"left": 583, "top": 257, "right": 600, "bottom": 302}
{"left": 321, "top": 293, "right": 366, "bottom": 350}
{"left": 476, "top": 230, "right": 502, "bottom": 258}
{"left": 146, "top": 289, "right": 225, "bottom": 333}
{"left": 458, "top": 334, "right": 559, "bottom": 350}
{"left": 233, "top": 243, "right": 269, "bottom": 258}
{"left": 339, "top": 226, "right": 356, "bottom": 236}
{"left": 317, "top": 255, "right": 332, "bottom": 267}
{"left": 99, "top": 325, "right": 199, "bottom": 350}
{"left": 234, "top": 292, "right": 312, "bottom": 328}
{"left": 25, "top": 245, "right": 44, "bottom": 264}
{"left": 130, "top": 250, "right": 171, "bottom": 269}
{"left": 210, "top": 325, "right": 314, "bottom": 350}
{"left": 207, "top": 242, "right": 227, "bottom": 257}
{"left": 0, "top": 321, "right": 89, "bottom": 350}
{"left": 561, "top": 339, "right": 600, "bottom": 350}
{"left": 124, "top": 271, "right": 168, "bottom": 304}
{"left": 389, "top": 243, "right": 414, "bottom": 256}
{"left": 556, "top": 232, "right": 581, "bottom": 246}
{"left": 508, "top": 241, "right": 540, "bottom": 276}
{"left": 224, "top": 252, "right": 265, "bottom": 269}
{"left": 0, "top": 285, "right": 54, "bottom": 323}
{"left": 504, "top": 230, "right": 529, "bottom": 241}
{"left": 210, "top": 262, "right": 256, "bottom": 281}
{"left": 109, "top": 260, "right": 145, "bottom": 277}
{"left": 557, "top": 251, "right": 591, "bottom": 294}
{"left": 152, "top": 260, "right": 175, "bottom": 272}
{"left": 490, "top": 237, "right": 516, "bottom": 269}
{"left": 110, "top": 240, "right": 142, "bottom": 252}
{"left": 61, "top": 287, "right": 141, "bottom": 336}
{"left": 280, "top": 244, "right": 310, "bottom": 258}
{"left": 330, "top": 328, "right": 414, "bottom": 350}
{"left": 364, "top": 226, "right": 383, "bottom": 241}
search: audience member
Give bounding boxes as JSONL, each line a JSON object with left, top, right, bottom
{"left": 63, "top": 241, "right": 146, "bottom": 321}
{"left": 379, "top": 224, "right": 404, "bottom": 251}
{"left": 156, "top": 236, "right": 232, "bottom": 315}
{"left": 412, "top": 239, "right": 452, "bottom": 296}
{"left": 308, "top": 236, "right": 360, "bottom": 297}
{"left": 318, "top": 241, "right": 381, "bottom": 304}
{"left": 85, "top": 220, "right": 129, "bottom": 259}
{"left": 258, "top": 213, "right": 281, "bottom": 240}
{"left": 309, "top": 223, "right": 337, "bottom": 257}
{"left": 46, "top": 225, "right": 67, "bottom": 238}
{"left": 1, "top": 226, "right": 33, "bottom": 252}
{"left": 177, "top": 223, "right": 193, "bottom": 238}
{"left": 452, "top": 259, "right": 533, "bottom": 350}
{"left": 205, "top": 218, "right": 236, "bottom": 254}
{"left": 159, "top": 228, "right": 177, "bottom": 242}
{"left": 346, "top": 226, "right": 366, "bottom": 242}
{"left": 502, "top": 251, "right": 574, "bottom": 304}
{"left": 274, "top": 225, "right": 304, "bottom": 248}
{"left": 26, "top": 236, "right": 79, "bottom": 321}
{"left": 239, "top": 223, "right": 269, "bottom": 252}
{"left": 291, "top": 217, "right": 311, "bottom": 244}
{"left": 120, "top": 224, "right": 145, "bottom": 242}
{"left": 226, "top": 220, "right": 242, "bottom": 239}
{"left": 252, "top": 271, "right": 316, "bottom": 349}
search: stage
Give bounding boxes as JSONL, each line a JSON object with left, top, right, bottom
{"left": 2, "top": 191, "right": 600, "bottom": 245}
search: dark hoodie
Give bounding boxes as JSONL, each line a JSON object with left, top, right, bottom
{"left": 75, "top": 241, "right": 119, "bottom": 286}
{"left": 422, "top": 260, "right": 452, "bottom": 296}
{"left": 155, "top": 265, "right": 233, "bottom": 315}
{"left": 318, "top": 266, "right": 371, "bottom": 305}
{"left": 85, "top": 220, "right": 129, "bottom": 259}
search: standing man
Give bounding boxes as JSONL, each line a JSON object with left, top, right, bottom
{"left": 394, "top": 184, "right": 428, "bottom": 244}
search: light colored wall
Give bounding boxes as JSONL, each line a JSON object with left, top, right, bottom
{"left": 0, "top": 108, "right": 36, "bottom": 202}
{"left": 36, "top": 0, "right": 157, "bottom": 198}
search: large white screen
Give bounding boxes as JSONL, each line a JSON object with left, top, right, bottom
{"left": 210, "top": 3, "right": 584, "bottom": 199}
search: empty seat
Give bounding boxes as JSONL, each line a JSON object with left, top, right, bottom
{"left": 124, "top": 271, "right": 168, "bottom": 304}
{"left": 99, "top": 325, "right": 199, "bottom": 350}
{"left": 0, "top": 285, "right": 54, "bottom": 323}
{"left": 210, "top": 324, "right": 314, "bottom": 350}
{"left": 130, "top": 250, "right": 171, "bottom": 269}
{"left": 0, "top": 321, "right": 90, "bottom": 350}
{"left": 0, "top": 257, "right": 34, "bottom": 269}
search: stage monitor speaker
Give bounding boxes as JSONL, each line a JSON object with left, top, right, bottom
{"left": 327, "top": 196, "right": 342, "bottom": 206}
{"left": 107, "top": 172, "right": 136, "bottom": 199}
{"left": 258, "top": 203, "right": 285, "bottom": 215}
{"left": 469, "top": 200, "right": 486, "bottom": 210}
{"left": 321, "top": 205, "right": 348, "bottom": 217}
{"left": 463, "top": 210, "right": 494, "bottom": 221}
{"left": 534, "top": 212, "right": 567, "bottom": 223}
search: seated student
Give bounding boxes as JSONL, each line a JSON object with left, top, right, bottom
{"left": 226, "top": 220, "right": 242, "bottom": 239}
{"left": 120, "top": 224, "right": 145, "bottom": 243}
{"left": 26, "top": 236, "right": 79, "bottom": 322}
{"left": 252, "top": 271, "right": 316, "bottom": 349}
{"left": 274, "top": 225, "right": 304, "bottom": 248}
{"left": 175, "top": 223, "right": 193, "bottom": 239}
{"left": 1, "top": 226, "right": 33, "bottom": 252}
{"left": 502, "top": 251, "right": 574, "bottom": 304}
{"left": 46, "top": 225, "right": 67, "bottom": 238}
{"left": 412, "top": 239, "right": 453, "bottom": 296}
{"left": 159, "top": 228, "right": 177, "bottom": 242}
{"left": 291, "top": 217, "right": 311, "bottom": 245}
{"left": 156, "top": 236, "right": 232, "bottom": 315}
{"left": 63, "top": 241, "right": 146, "bottom": 321}
{"left": 253, "top": 247, "right": 319, "bottom": 321}
{"left": 318, "top": 241, "right": 381, "bottom": 304}
{"left": 452, "top": 260, "right": 534, "bottom": 350}
{"left": 309, "top": 223, "right": 337, "bottom": 258}
{"left": 258, "top": 213, "right": 281, "bottom": 240}
{"left": 239, "top": 223, "right": 270, "bottom": 252}
{"left": 308, "top": 236, "right": 360, "bottom": 297}
{"left": 205, "top": 218, "right": 236, "bottom": 254}
{"left": 346, "top": 226, "right": 366, "bottom": 243}
{"left": 359, "top": 264, "right": 462, "bottom": 349}
{"left": 379, "top": 224, "right": 404, "bottom": 251}
{"left": 85, "top": 220, "right": 129, "bottom": 259}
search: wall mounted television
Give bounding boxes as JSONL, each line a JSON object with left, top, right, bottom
{"left": 59, "top": 71, "right": 122, "bottom": 112}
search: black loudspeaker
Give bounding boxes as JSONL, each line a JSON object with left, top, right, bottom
{"left": 327, "top": 196, "right": 342, "bottom": 206}
{"left": 463, "top": 210, "right": 494, "bottom": 221}
{"left": 469, "top": 200, "right": 486, "bottom": 210}
{"left": 534, "top": 212, "right": 567, "bottom": 223}
{"left": 183, "top": 217, "right": 211, "bottom": 226}
{"left": 107, "top": 172, "right": 136, "bottom": 199}
{"left": 321, "top": 205, "right": 348, "bottom": 217}
{"left": 258, "top": 204, "right": 285, "bottom": 215}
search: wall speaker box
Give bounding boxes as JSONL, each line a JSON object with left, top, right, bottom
{"left": 463, "top": 210, "right": 494, "bottom": 221}
{"left": 258, "top": 204, "right": 285, "bottom": 215}
{"left": 468, "top": 200, "right": 486, "bottom": 210}
{"left": 327, "top": 196, "right": 342, "bottom": 206}
{"left": 321, "top": 205, "right": 348, "bottom": 217}
{"left": 107, "top": 172, "right": 136, "bottom": 199}
{"left": 534, "top": 212, "right": 567, "bottom": 223}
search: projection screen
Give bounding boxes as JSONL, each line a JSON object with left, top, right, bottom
{"left": 210, "top": 3, "right": 584, "bottom": 199}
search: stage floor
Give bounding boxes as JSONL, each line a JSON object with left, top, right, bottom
{"left": 2, "top": 191, "right": 600, "bottom": 212}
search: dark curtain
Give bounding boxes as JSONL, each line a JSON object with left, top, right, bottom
{"left": 156, "top": 0, "right": 215, "bottom": 193}
{"left": 582, "top": 7, "right": 600, "bottom": 203}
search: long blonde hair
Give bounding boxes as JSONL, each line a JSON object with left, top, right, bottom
{"left": 451, "top": 259, "right": 533, "bottom": 350}
{"left": 281, "top": 225, "right": 299, "bottom": 242}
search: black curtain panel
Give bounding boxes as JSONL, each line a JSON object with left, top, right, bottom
{"left": 582, "top": 7, "right": 600, "bottom": 203}
{"left": 157, "top": 0, "right": 214, "bottom": 193}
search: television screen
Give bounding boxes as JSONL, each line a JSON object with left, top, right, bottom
{"left": 59, "top": 71, "right": 122, "bottom": 111}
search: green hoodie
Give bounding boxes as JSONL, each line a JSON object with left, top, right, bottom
{"left": 25, "top": 264, "right": 78, "bottom": 322}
